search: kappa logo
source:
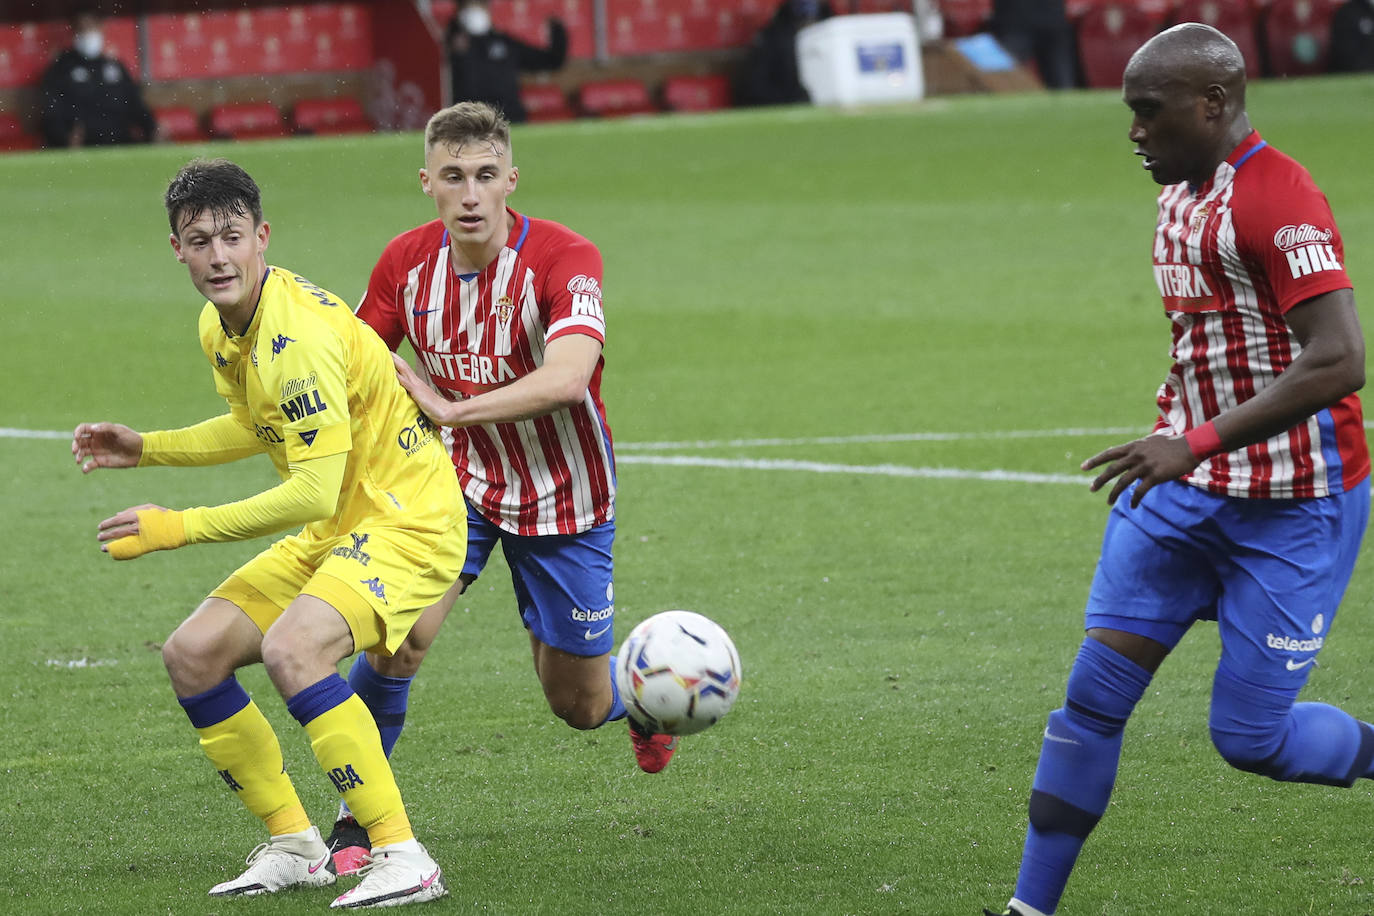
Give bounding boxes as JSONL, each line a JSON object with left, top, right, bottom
{"left": 270, "top": 334, "right": 296, "bottom": 359}
{"left": 361, "top": 576, "right": 387, "bottom": 603}
{"left": 332, "top": 533, "right": 372, "bottom": 566}
{"left": 215, "top": 351, "right": 229, "bottom": 368}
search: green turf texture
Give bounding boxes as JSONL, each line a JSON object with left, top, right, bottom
{"left": 4, "top": 75, "right": 1374, "bottom": 915}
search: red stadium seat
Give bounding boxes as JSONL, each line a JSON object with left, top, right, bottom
{"left": 1075, "top": 2, "right": 1165, "bottom": 89}
{"left": 1170, "top": 0, "right": 1261, "bottom": 77}
{"left": 1263, "top": 0, "right": 1339, "bottom": 77}
{"left": 939, "top": 0, "right": 992, "bottom": 37}
{"left": 519, "top": 83, "right": 575, "bottom": 122}
{"left": 208, "top": 102, "right": 289, "bottom": 140}
{"left": 291, "top": 96, "right": 373, "bottom": 135}
{"left": 155, "top": 106, "right": 208, "bottom": 143}
{"left": 577, "top": 79, "right": 658, "bottom": 118}
{"left": 662, "top": 74, "right": 731, "bottom": 112}
{"left": 0, "top": 112, "right": 38, "bottom": 151}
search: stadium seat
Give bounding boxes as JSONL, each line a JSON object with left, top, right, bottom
{"left": 1170, "top": 0, "right": 1262, "bottom": 77}
{"left": 1075, "top": 2, "right": 1166, "bottom": 89}
{"left": 662, "top": 74, "right": 732, "bottom": 112}
{"left": 291, "top": 97, "right": 372, "bottom": 136}
{"left": 0, "top": 112, "right": 38, "bottom": 151}
{"left": 208, "top": 101, "right": 289, "bottom": 140}
{"left": 154, "top": 106, "right": 207, "bottom": 143}
{"left": 939, "top": 0, "right": 992, "bottom": 37}
{"left": 577, "top": 79, "right": 658, "bottom": 118}
{"left": 519, "top": 84, "right": 575, "bottom": 123}
{"left": 1263, "top": 0, "right": 1339, "bottom": 77}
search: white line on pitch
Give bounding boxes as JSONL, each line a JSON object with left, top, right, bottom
{"left": 0, "top": 427, "right": 69, "bottom": 439}
{"left": 618, "top": 454, "right": 1086, "bottom": 485}
{"left": 616, "top": 427, "right": 1144, "bottom": 451}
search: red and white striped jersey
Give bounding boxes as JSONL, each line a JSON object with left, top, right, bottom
{"left": 357, "top": 210, "right": 615, "bottom": 535}
{"left": 1150, "top": 131, "right": 1367, "bottom": 499}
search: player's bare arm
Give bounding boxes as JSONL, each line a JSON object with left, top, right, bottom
{"left": 72, "top": 421, "right": 143, "bottom": 473}
{"left": 1084, "top": 288, "right": 1363, "bottom": 507}
{"left": 393, "top": 334, "right": 602, "bottom": 428}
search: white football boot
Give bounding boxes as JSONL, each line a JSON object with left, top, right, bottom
{"left": 208, "top": 825, "right": 336, "bottom": 897}
{"left": 330, "top": 839, "right": 447, "bottom": 909}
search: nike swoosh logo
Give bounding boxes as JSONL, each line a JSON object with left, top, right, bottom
{"left": 412, "top": 307, "right": 441, "bottom": 316}
{"left": 1286, "top": 657, "right": 1318, "bottom": 671}
{"left": 308, "top": 853, "right": 329, "bottom": 875}
{"left": 584, "top": 623, "right": 612, "bottom": 640}
{"left": 1043, "top": 728, "right": 1081, "bottom": 746}
{"left": 421, "top": 868, "right": 441, "bottom": 888}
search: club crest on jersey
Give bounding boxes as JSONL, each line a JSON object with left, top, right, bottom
{"left": 1190, "top": 204, "right": 1210, "bottom": 233}
{"left": 331, "top": 533, "right": 372, "bottom": 566}
{"left": 496, "top": 295, "right": 514, "bottom": 325}
{"left": 1274, "top": 224, "right": 1342, "bottom": 279}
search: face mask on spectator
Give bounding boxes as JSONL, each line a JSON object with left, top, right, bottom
{"left": 459, "top": 5, "right": 492, "bottom": 35}
{"left": 74, "top": 29, "right": 104, "bottom": 59}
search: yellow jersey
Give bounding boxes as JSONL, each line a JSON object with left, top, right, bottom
{"left": 194, "top": 266, "right": 460, "bottom": 539}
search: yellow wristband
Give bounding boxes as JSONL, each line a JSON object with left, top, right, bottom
{"left": 107, "top": 509, "right": 187, "bottom": 560}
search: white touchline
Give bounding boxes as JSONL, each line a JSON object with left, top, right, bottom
{"left": 616, "top": 427, "right": 1146, "bottom": 451}
{"left": 618, "top": 454, "right": 1086, "bottom": 485}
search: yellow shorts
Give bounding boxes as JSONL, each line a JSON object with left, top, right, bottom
{"left": 210, "top": 519, "right": 465, "bottom": 656}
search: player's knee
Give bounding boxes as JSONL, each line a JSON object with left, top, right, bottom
{"left": 549, "top": 694, "right": 608, "bottom": 730}
{"left": 162, "top": 624, "right": 225, "bottom": 692}
{"left": 1209, "top": 722, "right": 1285, "bottom": 776}
{"left": 373, "top": 643, "right": 427, "bottom": 679}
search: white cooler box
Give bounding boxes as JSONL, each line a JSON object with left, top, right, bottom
{"left": 796, "top": 13, "right": 924, "bottom": 107}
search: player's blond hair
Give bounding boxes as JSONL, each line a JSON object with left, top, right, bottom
{"left": 424, "top": 102, "right": 511, "bottom": 157}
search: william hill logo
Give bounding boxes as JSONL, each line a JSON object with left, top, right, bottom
{"left": 280, "top": 390, "right": 328, "bottom": 422}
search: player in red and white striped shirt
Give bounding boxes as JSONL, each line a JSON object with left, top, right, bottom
{"left": 992, "top": 25, "right": 1374, "bottom": 916}
{"left": 326, "top": 103, "right": 675, "bottom": 871}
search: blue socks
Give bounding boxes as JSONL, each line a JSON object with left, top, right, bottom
{"left": 1014, "top": 638, "right": 1152, "bottom": 915}
{"left": 347, "top": 653, "right": 413, "bottom": 757}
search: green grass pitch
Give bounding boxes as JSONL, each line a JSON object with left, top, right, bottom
{"left": 3, "top": 74, "right": 1374, "bottom": 915}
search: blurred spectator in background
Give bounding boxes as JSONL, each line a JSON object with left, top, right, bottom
{"left": 1330, "top": 0, "right": 1374, "bottom": 72}
{"left": 991, "top": 0, "right": 1078, "bottom": 89}
{"left": 445, "top": 0, "right": 568, "bottom": 124}
{"left": 737, "top": 0, "right": 834, "bottom": 106}
{"left": 40, "top": 12, "right": 158, "bottom": 148}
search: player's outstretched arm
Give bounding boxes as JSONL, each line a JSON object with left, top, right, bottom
{"left": 73, "top": 422, "right": 143, "bottom": 473}
{"left": 392, "top": 335, "right": 601, "bottom": 428}
{"left": 94, "top": 451, "right": 346, "bottom": 561}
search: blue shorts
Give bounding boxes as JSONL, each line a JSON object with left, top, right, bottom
{"left": 462, "top": 501, "right": 617, "bottom": 657}
{"left": 1085, "top": 478, "right": 1369, "bottom": 688}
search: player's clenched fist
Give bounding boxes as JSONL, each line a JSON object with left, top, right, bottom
{"left": 73, "top": 422, "right": 143, "bottom": 473}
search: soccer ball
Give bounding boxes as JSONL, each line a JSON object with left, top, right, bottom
{"left": 615, "top": 610, "right": 742, "bottom": 736}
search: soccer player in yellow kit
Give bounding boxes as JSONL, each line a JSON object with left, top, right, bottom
{"left": 72, "top": 158, "right": 464, "bottom": 910}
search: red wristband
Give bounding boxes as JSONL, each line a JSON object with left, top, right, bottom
{"left": 1184, "top": 421, "right": 1223, "bottom": 461}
